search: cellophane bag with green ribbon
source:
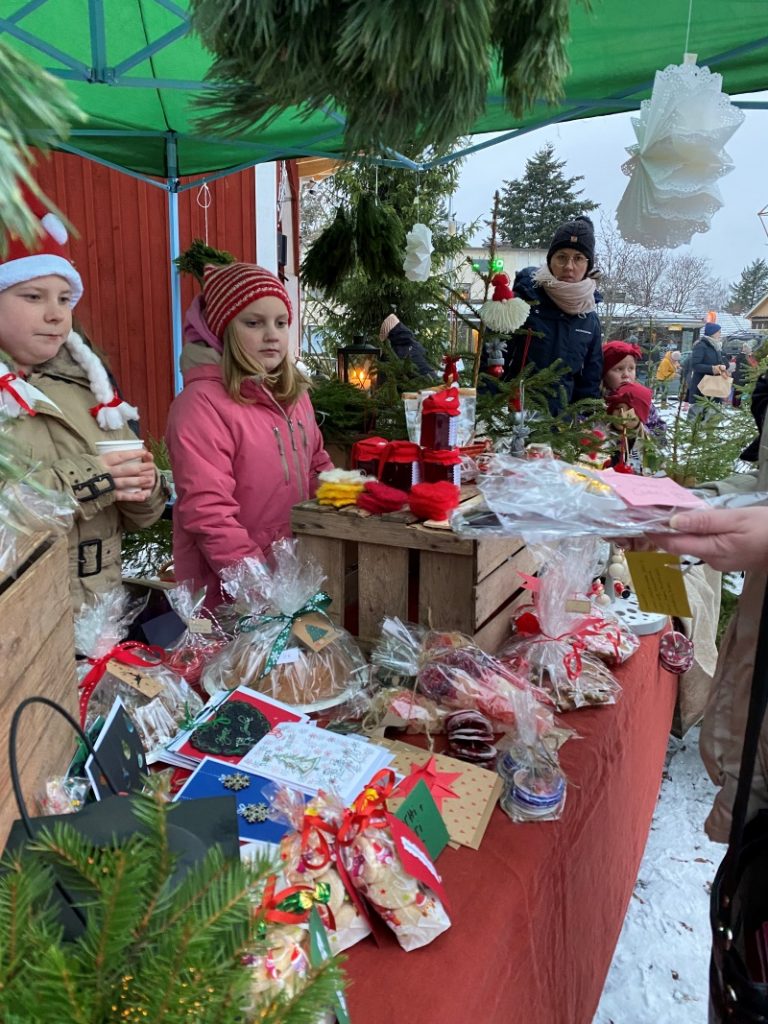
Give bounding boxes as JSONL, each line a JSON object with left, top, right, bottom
{"left": 268, "top": 785, "right": 372, "bottom": 953}
{"left": 201, "top": 540, "right": 369, "bottom": 709}
{"left": 497, "top": 537, "right": 622, "bottom": 712}
{"left": 75, "top": 587, "right": 204, "bottom": 753}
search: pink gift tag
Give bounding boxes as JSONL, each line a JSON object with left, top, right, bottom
{"left": 601, "top": 470, "right": 706, "bottom": 510}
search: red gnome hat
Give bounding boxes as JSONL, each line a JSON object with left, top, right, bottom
{"left": 479, "top": 271, "right": 530, "bottom": 334}
{"left": 606, "top": 382, "right": 653, "bottom": 424}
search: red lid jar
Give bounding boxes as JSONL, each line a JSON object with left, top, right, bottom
{"left": 421, "top": 447, "right": 462, "bottom": 485}
{"left": 378, "top": 440, "right": 422, "bottom": 491}
{"left": 350, "top": 436, "right": 389, "bottom": 478}
{"left": 420, "top": 388, "right": 460, "bottom": 450}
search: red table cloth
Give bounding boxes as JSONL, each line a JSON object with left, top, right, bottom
{"left": 344, "top": 633, "right": 677, "bottom": 1024}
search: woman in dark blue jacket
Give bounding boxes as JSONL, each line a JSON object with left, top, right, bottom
{"left": 688, "top": 323, "right": 728, "bottom": 415}
{"left": 482, "top": 216, "right": 603, "bottom": 414}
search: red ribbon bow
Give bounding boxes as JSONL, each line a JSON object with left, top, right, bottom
{"left": 0, "top": 373, "right": 36, "bottom": 416}
{"left": 258, "top": 875, "right": 336, "bottom": 931}
{"left": 89, "top": 391, "right": 122, "bottom": 418}
{"left": 299, "top": 810, "right": 338, "bottom": 871}
{"left": 337, "top": 769, "right": 396, "bottom": 846}
{"left": 78, "top": 641, "right": 165, "bottom": 725}
{"left": 514, "top": 611, "right": 621, "bottom": 681}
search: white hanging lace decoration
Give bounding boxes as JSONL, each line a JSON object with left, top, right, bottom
{"left": 403, "top": 222, "right": 433, "bottom": 282}
{"left": 616, "top": 61, "right": 745, "bottom": 248}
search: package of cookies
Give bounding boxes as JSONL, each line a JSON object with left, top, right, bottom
{"left": 269, "top": 787, "right": 371, "bottom": 953}
{"left": 337, "top": 771, "right": 451, "bottom": 952}
{"left": 202, "top": 541, "right": 369, "bottom": 708}
{"left": 75, "top": 587, "right": 204, "bottom": 754}
{"left": 162, "top": 580, "right": 231, "bottom": 689}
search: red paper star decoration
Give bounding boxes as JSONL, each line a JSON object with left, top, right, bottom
{"left": 394, "top": 755, "right": 461, "bottom": 811}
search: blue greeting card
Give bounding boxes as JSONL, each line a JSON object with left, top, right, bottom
{"left": 174, "top": 756, "right": 304, "bottom": 845}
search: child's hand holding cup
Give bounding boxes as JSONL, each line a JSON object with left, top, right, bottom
{"left": 95, "top": 439, "right": 157, "bottom": 501}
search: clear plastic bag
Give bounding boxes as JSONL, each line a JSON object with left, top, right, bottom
{"left": 496, "top": 689, "right": 567, "bottom": 823}
{"left": 163, "top": 581, "right": 230, "bottom": 688}
{"left": 371, "top": 617, "right": 557, "bottom": 736}
{"left": 268, "top": 787, "right": 371, "bottom": 953}
{"left": 452, "top": 455, "right": 768, "bottom": 543}
{"left": 75, "top": 587, "right": 204, "bottom": 754}
{"left": 337, "top": 775, "right": 450, "bottom": 951}
{"left": 202, "top": 540, "right": 369, "bottom": 709}
{"left": 497, "top": 538, "right": 623, "bottom": 711}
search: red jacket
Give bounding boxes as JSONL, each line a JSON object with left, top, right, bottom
{"left": 166, "top": 364, "right": 333, "bottom": 604}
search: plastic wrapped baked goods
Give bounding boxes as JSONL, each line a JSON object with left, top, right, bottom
{"left": 270, "top": 787, "right": 371, "bottom": 953}
{"left": 162, "top": 581, "right": 230, "bottom": 688}
{"left": 337, "top": 771, "right": 451, "bottom": 951}
{"left": 75, "top": 588, "right": 204, "bottom": 753}
{"left": 202, "top": 541, "right": 368, "bottom": 708}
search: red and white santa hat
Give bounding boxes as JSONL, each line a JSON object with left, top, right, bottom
{"left": 0, "top": 186, "right": 83, "bottom": 305}
{"left": 0, "top": 187, "right": 138, "bottom": 429}
{"left": 203, "top": 262, "right": 292, "bottom": 340}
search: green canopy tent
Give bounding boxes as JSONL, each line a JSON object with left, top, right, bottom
{"left": 3, "top": 0, "right": 768, "bottom": 382}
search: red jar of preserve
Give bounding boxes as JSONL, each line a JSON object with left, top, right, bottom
{"left": 350, "top": 435, "right": 389, "bottom": 478}
{"left": 420, "top": 388, "right": 460, "bottom": 450}
{"left": 378, "top": 440, "right": 422, "bottom": 490}
{"left": 421, "top": 447, "right": 462, "bottom": 485}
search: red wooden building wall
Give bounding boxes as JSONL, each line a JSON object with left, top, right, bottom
{"left": 34, "top": 152, "right": 258, "bottom": 439}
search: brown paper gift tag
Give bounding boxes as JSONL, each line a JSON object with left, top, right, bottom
{"left": 382, "top": 738, "right": 502, "bottom": 850}
{"left": 292, "top": 612, "right": 341, "bottom": 652}
{"left": 107, "top": 659, "right": 163, "bottom": 699}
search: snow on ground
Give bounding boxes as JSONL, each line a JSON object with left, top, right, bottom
{"left": 594, "top": 729, "right": 721, "bottom": 1024}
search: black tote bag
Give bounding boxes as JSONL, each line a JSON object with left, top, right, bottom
{"left": 3, "top": 696, "right": 240, "bottom": 940}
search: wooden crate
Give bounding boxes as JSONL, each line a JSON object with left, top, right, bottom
{"left": 0, "top": 533, "right": 78, "bottom": 847}
{"left": 291, "top": 490, "right": 536, "bottom": 652}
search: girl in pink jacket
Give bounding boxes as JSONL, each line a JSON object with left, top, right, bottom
{"left": 166, "top": 263, "right": 333, "bottom": 605}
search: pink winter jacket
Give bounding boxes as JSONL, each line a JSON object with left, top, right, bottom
{"left": 166, "top": 363, "right": 333, "bottom": 605}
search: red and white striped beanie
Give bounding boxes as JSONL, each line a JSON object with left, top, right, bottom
{"left": 202, "top": 263, "right": 292, "bottom": 340}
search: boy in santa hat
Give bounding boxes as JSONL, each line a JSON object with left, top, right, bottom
{"left": 0, "top": 187, "right": 166, "bottom": 608}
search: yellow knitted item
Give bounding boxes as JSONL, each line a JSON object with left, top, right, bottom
{"left": 315, "top": 481, "right": 366, "bottom": 508}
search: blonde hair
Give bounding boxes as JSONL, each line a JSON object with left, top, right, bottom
{"left": 222, "top": 323, "right": 308, "bottom": 406}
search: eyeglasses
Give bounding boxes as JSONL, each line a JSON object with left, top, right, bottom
{"left": 552, "top": 253, "right": 588, "bottom": 267}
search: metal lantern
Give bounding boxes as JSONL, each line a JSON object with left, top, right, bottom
{"left": 337, "top": 336, "right": 381, "bottom": 391}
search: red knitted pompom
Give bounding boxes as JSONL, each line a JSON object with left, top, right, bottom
{"left": 408, "top": 481, "right": 461, "bottom": 521}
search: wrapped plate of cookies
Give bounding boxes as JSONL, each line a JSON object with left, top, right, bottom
{"left": 201, "top": 540, "right": 369, "bottom": 711}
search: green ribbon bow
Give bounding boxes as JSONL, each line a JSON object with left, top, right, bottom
{"left": 237, "top": 591, "right": 332, "bottom": 676}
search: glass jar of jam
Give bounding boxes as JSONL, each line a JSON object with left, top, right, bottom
{"left": 420, "top": 388, "right": 460, "bottom": 450}
{"left": 350, "top": 436, "right": 389, "bottom": 478}
{"left": 379, "top": 440, "right": 421, "bottom": 490}
{"left": 421, "top": 448, "right": 462, "bottom": 485}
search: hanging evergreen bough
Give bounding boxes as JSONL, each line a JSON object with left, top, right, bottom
{"left": 190, "top": 0, "right": 587, "bottom": 154}
{"left": 354, "top": 194, "right": 405, "bottom": 280}
{"left": 301, "top": 205, "right": 357, "bottom": 295}
{"left": 173, "top": 238, "right": 236, "bottom": 284}
{"left": 0, "top": 40, "right": 84, "bottom": 256}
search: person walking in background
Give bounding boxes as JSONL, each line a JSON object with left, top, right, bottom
{"left": 687, "top": 322, "right": 729, "bottom": 418}
{"left": 654, "top": 348, "right": 681, "bottom": 407}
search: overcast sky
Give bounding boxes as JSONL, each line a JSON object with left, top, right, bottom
{"left": 452, "top": 93, "right": 768, "bottom": 288}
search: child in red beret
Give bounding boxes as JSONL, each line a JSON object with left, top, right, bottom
{"left": 602, "top": 341, "right": 665, "bottom": 472}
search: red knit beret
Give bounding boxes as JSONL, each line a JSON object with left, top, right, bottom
{"left": 606, "top": 382, "right": 652, "bottom": 424}
{"left": 602, "top": 340, "right": 642, "bottom": 376}
{"left": 203, "top": 262, "right": 292, "bottom": 339}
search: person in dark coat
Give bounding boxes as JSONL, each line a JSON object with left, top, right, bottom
{"left": 733, "top": 342, "right": 758, "bottom": 409}
{"left": 479, "top": 215, "right": 603, "bottom": 414}
{"left": 688, "top": 322, "right": 728, "bottom": 417}
{"left": 378, "top": 313, "right": 439, "bottom": 381}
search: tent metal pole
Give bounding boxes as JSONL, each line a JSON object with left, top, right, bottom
{"left": 166, "top": 135, "right": 184, "bottom": 395}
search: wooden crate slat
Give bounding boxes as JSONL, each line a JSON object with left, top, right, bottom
{"left": 418, "top": 550, "right": 475, "bottom": 633}
{"left": 474, "top": 536, "right": 528, "bottom": 584}
{"left": 0, "top": 535, "right": 77, "bottom": 847}
{"left": 292, "top": 504, "right": 476, "bottom": 555}
{"left": 472, "top": 587, "right": 531, "bottom": 653}
{"left": 473, "top": 544, "right": 540, "bottom": 629}
{"left": 357, "top": 543, "right": 409, "bottom": 642}
{"left": 294, "top": 535, "right": 347, "bottom": 626}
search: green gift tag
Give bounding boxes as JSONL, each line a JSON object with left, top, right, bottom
{"left": 308, "top": 907, "right": 350, "bottom": 1024}
{"left": 394, "top": 779, "right": 450, "bottom": 861}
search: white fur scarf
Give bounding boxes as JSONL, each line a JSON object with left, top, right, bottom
{"left": 64, "top": 331, "right": 139, "bottom": 430}
{"left": 0, "top": 359, "right": 59, "bottom": 418}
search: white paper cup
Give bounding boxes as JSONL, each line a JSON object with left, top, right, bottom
{"left": 95, "top": 439, "right": 145, "bottom": 466}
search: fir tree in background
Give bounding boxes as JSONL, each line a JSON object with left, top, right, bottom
{"left": 727, "top": 258, "right": 768, "bottom": 313}
{"left": 497, "top": 143, "right": 598, "bottom": 248}
{"left": 301, "top": 153, "right": 474, "bottom": 368}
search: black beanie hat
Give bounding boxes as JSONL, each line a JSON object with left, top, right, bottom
{"left": 547, "top": 215, "right": 596, "bottom": 272}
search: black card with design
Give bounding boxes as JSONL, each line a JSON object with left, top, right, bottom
{"left": 189, "top": 700, "right": 271, "bottom": 756}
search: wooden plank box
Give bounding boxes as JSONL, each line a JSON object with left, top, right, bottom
{"left": 291, "top": 493, "right": 536, "bottom": 653}
{"left": 0, "top": 533, "right": 78, "bottom": 847}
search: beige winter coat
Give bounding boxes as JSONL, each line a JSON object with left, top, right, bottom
{"left": 8, "top": 346, "right": 166, "bottom": 609}
{"left": 697, "top": 417, "right": 768, "bottom": 842}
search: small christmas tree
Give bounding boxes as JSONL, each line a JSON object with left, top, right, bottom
{"left": 0, "top": 791, "right": 344, "bottom": 1024}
